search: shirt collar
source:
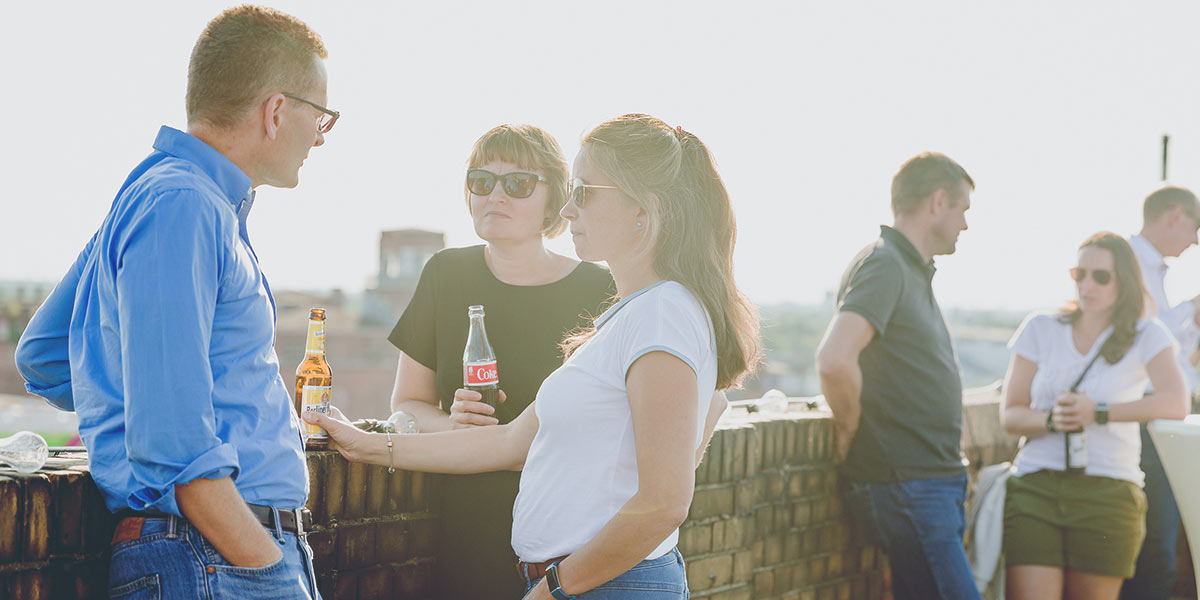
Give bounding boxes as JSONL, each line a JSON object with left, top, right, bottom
{"left": 594, "top": 280, "right": 671, "bottom": 330}
{"left": 1129, "top": 234, "right": 1167, "bottom": 270}
{"left": 152, "top": 126, "right": 254, "bottom": 210}
{"left": 880, "top": 225, "right": 936, "bottom": 276}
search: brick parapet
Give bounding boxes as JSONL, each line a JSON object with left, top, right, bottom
{"left": 2, "top": 396, "right": 1021, "bottom": 599}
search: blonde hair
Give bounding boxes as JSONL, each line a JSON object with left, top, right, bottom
{"left": 465, "top": 124, "right": 569, "bottom": 238}
{"left": 564, "top": 114, "right": 760, "bottom": 389}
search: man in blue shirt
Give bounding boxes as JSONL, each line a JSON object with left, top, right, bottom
{"left": 15, "top": 6, "right": 337, "bottom": 598}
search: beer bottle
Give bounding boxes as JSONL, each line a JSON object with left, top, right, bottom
{"left": 296, "top": 308, "right": 333, "bottom": 449}
{"left": 463, "top": 305, "right": 500, "bottom": 411}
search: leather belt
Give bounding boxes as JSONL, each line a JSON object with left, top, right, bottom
{"left": 115, "top": 503, "right": 312, "bottom": 535}
{"left": 516, "top": 555, "right": 568, "bottom": 581}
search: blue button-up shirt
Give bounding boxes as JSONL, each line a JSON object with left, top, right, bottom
{"left": 15, "top": 126, "right": 308, "bottom": 516}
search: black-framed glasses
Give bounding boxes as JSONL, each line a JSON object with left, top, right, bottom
{"left": 466, "top": 169, "right": 548, "bottom": 199}
{"left": 282, "top": 92, "right": 339, "bottom": 133}
{"left": 1070, "top": 267, "right": 1113, "bottom": 285}
{"left": 569, "top": 177, "right": 620, "bottom": 208}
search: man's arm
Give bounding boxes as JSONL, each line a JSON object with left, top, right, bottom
{"left": 15, "top": 237, "right": 97, "bottom": 411}
{"left": 815, "top": 312, "right": 876, "bottom": 461}
{"left": 176, "top": 477, "right": 282, "bottom": 567}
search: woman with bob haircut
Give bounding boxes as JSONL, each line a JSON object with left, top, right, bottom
{"left": 1000, "top": 231, "right": 1187, "bottom": 600}
{"left": 307, "top": 113, "right": 759, "bottom": 598}
{"left": 385, "top": 124, "right": 616, "bottom": 598}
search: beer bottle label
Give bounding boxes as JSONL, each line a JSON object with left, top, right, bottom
{"left": 302, "top": 385, "right": 331, "bottom": 438}
{"left": 305, "top": 320, "right": 326, "bottom": 355}
{"left": 465, "top": 361, "right": 499, "bottom": 386}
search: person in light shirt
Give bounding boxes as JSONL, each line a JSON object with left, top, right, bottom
{"left": 1001, "top": 232, "right": 1188, "bottom": 600}
{"left": 1122, "top": 185, "right": 1200, "bottom": 600}
{"left": 306, "top": 114, "right": 760, "bottom": 599}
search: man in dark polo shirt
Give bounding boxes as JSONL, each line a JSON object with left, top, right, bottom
{"left": 816, "top": 152, "right": 978, "bottom": 600}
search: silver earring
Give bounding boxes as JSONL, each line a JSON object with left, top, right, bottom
{"left": 636, "top": 221, "right": 643, "bottom": 228}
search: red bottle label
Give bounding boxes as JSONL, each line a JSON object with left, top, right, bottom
{"left": 465, "top": 361, "right": 499, "bottom": 385}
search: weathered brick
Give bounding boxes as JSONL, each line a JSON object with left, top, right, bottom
{"left": 784, "top": 532, "right": 802, "bottom": 562}
{"left": 305, "top": 450, "right": 327, "bottom": 524}
{"left": 410, "top": 516, "right": 437, "bottom": 556}
{"left": 745, "top": 426, "right": 762, "bottom": 478}
{"left": 755, "top": 504, "right": 774, "bottom": 536}
{"left": 702, "top": 429, "right": 724, "bottom": 484}
{"left": 732, "top": 549, "right": 754, "bottom": 583}
{"left": 396, "top": 559, "right": 435, "bottom": 597}
{"left": 679, "top": 522, "right": 712, "bottom": 556}
{"left": 763, "top": 533, "right": 783, "bottom": 566}
{"left": 386, "top": 469, "right": 409, "bottom": 513}
{"left": 366, "top": 465, "right": 388, "bottom": 517}
{"left": 308, "top": 529, "right": 337, "bottom": 574}
{"left": 344, "top": 461, "right": 368, "bottom": 519}
{"left": 709, "top": 583, "right": 753, "bottom": 600}
{"left": 784, "top": 420, "right": 798, "bottom": 462}
{"left": 375, "top": 519, "right": 409, "bottom": 562}
{"left": 409, "top": 471, "right": 429, "bottom": 510}
{"left": 687, "top": 552, "right": 733, "bottom": 591}
{"left": 690, "top": 485, "right": 734, "bottom": 520}
{"left": 730, "top": 427, "right": 747, "bottom": 481}
{"left": 788, "top": 469, "right": 805, "bottom": 498}
{"left": 734, "top": 479, "right": 757, "bottom": 514}
{"left": 333, "top": 569, "right": 357, "bottom": 600}
{"left": 14, "top": 570, "right": 49, "bottom": 600}
{"left": 47, "top": 471, "right": 83, "bottom": 554}
{"left": 828, "top": 551, "right": 843, "bottom": 577}
{"left": 322, "top": 453, "right": 347, "bottom": 523}
{"left": 78, "top": 470, "right": 116, "bottom": 555}
{"left": 809, "top": 555, "right": 827, "bottom": 582}
{"left": 794, "top": 500, "right": 812, "bottom": 528}
{"left": 16, "top": 473, "right": 51, "bottom": 561}
{"left": 0, "top": 476, "right": 20, "bottom": 562}
{"left": 356, "top": 565, "right": 391, "bottom": 599}
{"left": 720, "top": 430, "right": 736, "bottom": 482}
{"left": 337, "top": 524, "right": 376, "bottom": 570}
{"left": 754, "top": 570, "right": 774, "bottom": 596}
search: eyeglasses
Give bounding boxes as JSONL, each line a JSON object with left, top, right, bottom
{"left": 569, "top": 177, "right": 620, "bottom": 208}
{"left": 282, "top": 93, "right": 339, "bottom": 133}
{"left": 466, "top": 169, "right": 548, "bottom": 199}
{"left": 1070, "top": 267, "right": 1112, "bottom": 285}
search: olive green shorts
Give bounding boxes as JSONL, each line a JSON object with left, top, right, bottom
{"left": 1004, "top": 469, "right": 1147, "bottom": 577}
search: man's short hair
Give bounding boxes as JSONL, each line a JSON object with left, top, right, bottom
{"left": 1143, "top": 185, "right": 1199, "bottom": 223}
{"left": 187, "top": 6, "right": 327, "bottom": 129}
{"left": 891, "top": 152, "right": 974, "bottom": 215}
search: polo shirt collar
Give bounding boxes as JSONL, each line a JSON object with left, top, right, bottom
{"left": 880, "top": 225, "right": 936, "bottom": 276}
{"left": 152, "top": 126, "right": 253, "bottom": 209}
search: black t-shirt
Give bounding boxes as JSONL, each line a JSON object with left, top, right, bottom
{"left": 388, "top": 245, "right": 615, "bottom": 599}
{"left": 836, "top": 226, "right": 968, "bottom": 483}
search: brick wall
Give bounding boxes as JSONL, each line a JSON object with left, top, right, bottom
{"left": 2, "top": 398, "right": 1024, "bottom": 600}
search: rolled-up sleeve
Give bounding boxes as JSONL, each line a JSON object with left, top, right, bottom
{"left": 116, "top": 191, "right": 238, "bottom": 515}
{"left": 15, "top": 236, "right": 98, "bottom": 411}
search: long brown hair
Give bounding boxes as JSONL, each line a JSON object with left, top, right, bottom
{"left": 563, "top": 114, "right": 760, "bottom": 389}
{"left": 1057, "top": 231, "right": 1148, "bottom": 364}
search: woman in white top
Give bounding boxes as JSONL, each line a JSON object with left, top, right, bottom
{"left": 1000, "top": 231, "right": 1187, "bottom": 600}
{"left": 306, "top": 113, "right": 760, "bottom": 599}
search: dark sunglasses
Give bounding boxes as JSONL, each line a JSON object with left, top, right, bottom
{"left": 282, "top": 92, "right": 339, "bottom": 133}
{"left": 466, "top": 169, "right": 548, "bottom": 199}
{"left": 1070, "top": 267, "right": 1113, "bottom": 285}
{"left": 569, "top": 177, "right": 620, "bottom": 208}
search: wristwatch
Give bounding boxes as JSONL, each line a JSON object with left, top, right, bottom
{"left": 545, "top": 562, "right": 577, "bottom": 600}
{"left": 1045, "top": 411, "right": 1057, "bottom": 433}
{"left": 1095, "top": 402, "right": 1109, "bottom": 425}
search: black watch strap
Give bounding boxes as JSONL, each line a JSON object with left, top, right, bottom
{"left": 545, "top": 562, "right": 576, "bottom": 600}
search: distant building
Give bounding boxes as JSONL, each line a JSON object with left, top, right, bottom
{"left": 362, "top": 229, "right": 445, "bottom": 328}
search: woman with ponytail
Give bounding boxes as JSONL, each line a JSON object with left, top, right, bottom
{"left": 306, "top": 113, "right": 759, "bottom": 599}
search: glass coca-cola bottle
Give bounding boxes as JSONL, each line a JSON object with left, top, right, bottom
{"left": 463, "top": 305, "right": 500, "bottom": 411}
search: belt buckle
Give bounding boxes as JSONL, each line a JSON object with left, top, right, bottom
{"left": 292, "top": 508, "right": 306, "bottom": 537}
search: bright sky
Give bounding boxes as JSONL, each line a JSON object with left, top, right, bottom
{"left": 5, "top": 2, "right": 1200, "bottom": 311}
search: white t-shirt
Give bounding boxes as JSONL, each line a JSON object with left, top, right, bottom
{"left": 1008, "top": 312, "right": 1176, "bottom": 485}
{"left": 512, "top": 280, "right": 718, "bottom": 562}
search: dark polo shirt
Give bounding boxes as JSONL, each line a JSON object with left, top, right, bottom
{"left": 836, "top": 226, "right": 968, "bottom": 483}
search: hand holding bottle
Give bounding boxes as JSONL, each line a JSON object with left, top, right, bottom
{"left": 449, "top": 388, "right": 508, "bottom": 429}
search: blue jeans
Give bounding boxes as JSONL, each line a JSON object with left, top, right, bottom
{"left": 107, "top": 513, "right": 320, "bottom": 599}
{"left": 521, "top": 547, "right": 688, "bottom": 599}
{"left": 844, "top": 474, "right": 980, "bottom": 600}
{"left": 1120, "top": 424, "right": 1181, "bottom": 600}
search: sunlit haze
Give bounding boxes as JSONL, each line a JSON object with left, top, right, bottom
{"left": 5, "top": 2, "right": 1200, "bottom": 311}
